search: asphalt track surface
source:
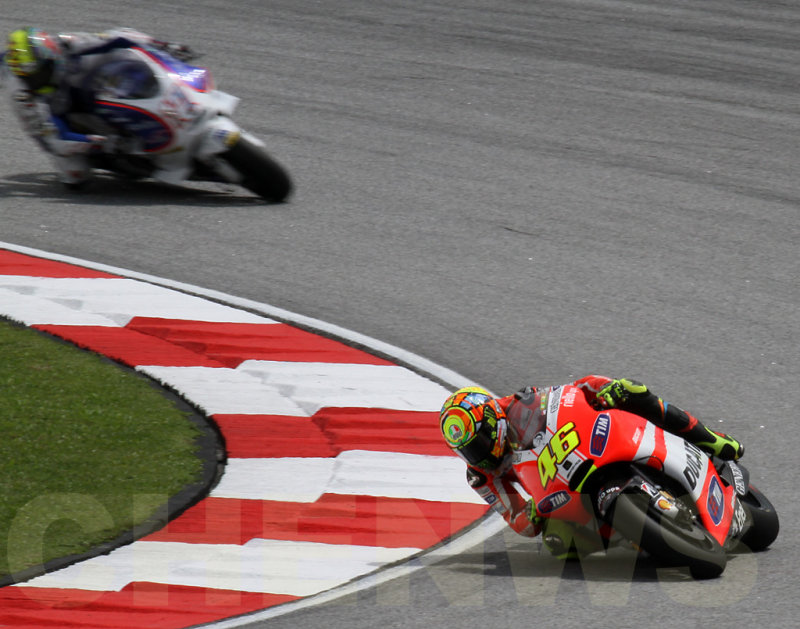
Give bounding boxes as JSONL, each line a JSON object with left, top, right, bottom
{"left": 1, "top": 1, "right": 798, "bottom": 627}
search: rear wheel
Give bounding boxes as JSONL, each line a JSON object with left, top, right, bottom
{"left": 220, "top": 135, "right": 293, "bottom": 202}
{"left": 599, "top": 483, "right": 727, "bottom": 579}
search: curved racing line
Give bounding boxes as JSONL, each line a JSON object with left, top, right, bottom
{"left": 0, "top": 242, "right": 504, "bottom": 629}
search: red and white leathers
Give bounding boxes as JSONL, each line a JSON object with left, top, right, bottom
{"left": 464, "top": 374, "right": 713, "bottom": 536}
{"left": 6, "top": 28, "right": 179, "bottom": 185}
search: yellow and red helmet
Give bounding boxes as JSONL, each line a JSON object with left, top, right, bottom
{"left": 440, "top": 386, "right": 508, "bottom": 469}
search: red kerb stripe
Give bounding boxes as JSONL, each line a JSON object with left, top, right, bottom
{"left": 0, "top": 250, "right": 118, "bottom": 278}
{"left": 144, "top": 494, "right": 488, "bottom": 548}
{"left": 215, "top": 407, "right": 452, "bottom": 458}
{"left": 0, "top": 582, "right": 297, "bottom": 628}
{"left": 125, "top": 318, "right": 394, "bottom": 367}
{"left": 33, "top": 325, "right": 226, "bottom": 367}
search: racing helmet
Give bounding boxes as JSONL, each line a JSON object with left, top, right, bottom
{"left": 440, "top": 386, "right": 508, "bottom": 469}
{"left": 5, "top": 28, "right": 61, "bottom": 92}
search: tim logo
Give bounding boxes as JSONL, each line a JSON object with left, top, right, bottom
{"left": 707, "top": 476, "right": 724, "bottom": 525}
{"left": 537, "top": 490, "right": 571, "bottom": 514}
{"left": 590, "top": 413, "right": 611, "bottom": 456}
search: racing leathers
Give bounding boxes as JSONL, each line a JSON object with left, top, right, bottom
{"left": 6, "top": 28, "right": 191, "bottom": 185}
{"left": 465, "top": 374, "right": 743, "bottom": 553}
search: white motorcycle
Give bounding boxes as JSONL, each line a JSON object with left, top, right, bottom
{"left": 68, "top": 44, "right": 292, "bottom": 201}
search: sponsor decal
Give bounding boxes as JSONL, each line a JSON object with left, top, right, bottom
{"left": 548, "top": 389, "right": 561, "bottom": 415}
{"left": 730, "top": 463, "right": 746, "bottom": 496}
{"left": 596, "top": 485, "right": 620, "bottom": 516}
{"left": 590, "top": 413, "right": 611, "bottom": 456}
{"left": 562, "top": 388, "right": 577, "bottom": 407}
{"left": 730, "top": 497, "right": 747, "bottom": 538}
{"left": 707, "top": 476, "right": 724, "bottom": 525}
{"left": 537, "top": 490, "right": 571, "bottom": 514}
{"left": 682, "top": 441, "right": 705, "bottom": 490}
{"left": 211, "top": 128, "right": 241, "bottom": 147}
{"left": 639, "top": 479, "right": 660, "bottom": 498}
{"left": 160, "top": 85, "right": 198, "bottom": 128}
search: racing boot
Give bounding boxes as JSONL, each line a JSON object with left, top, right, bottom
{"left": 683, "top": 423, "right": 744, "bottom": 461}
{"left": 594, "top": 379, "right": 744, "bottom": 460}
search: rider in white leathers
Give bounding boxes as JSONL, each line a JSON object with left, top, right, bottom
{"left": 3, "top": 27, "right": 193, "bottom": 187}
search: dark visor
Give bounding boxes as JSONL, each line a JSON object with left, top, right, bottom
{"left": 457, "top": 418, "right": 500, "bottom": 468}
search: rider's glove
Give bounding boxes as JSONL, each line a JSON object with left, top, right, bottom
{"left": 525, "top": 499, "right": 544, "bottom": 527}
{"left": 595, "top": 378, "right": 649, "bottom": 409}
{"left": 513, "top": 385, "right": 538, "bottom": 404}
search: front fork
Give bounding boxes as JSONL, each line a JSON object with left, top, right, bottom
{"left": 192, "top": 115, "right": 246, "bottom": 184}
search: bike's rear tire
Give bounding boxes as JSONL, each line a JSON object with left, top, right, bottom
{"left": 221, "top": 136, "right": 293, "bottom": 202}
{"left": 606, "top": 490, "right": 727, "bottom": 579}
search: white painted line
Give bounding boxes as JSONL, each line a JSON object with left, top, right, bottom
{"left": 138, "top": 365, "right": 309, "bottom": 416}
{"left": 324, "top": 450, "right": 484, "bottom": 503}
{"left": 210, "top": 457, "right": 337, "bottom": 502}
{"left": 213, "top": 452, "right": 485, "bottom": 504}
{"left": 0, "top": 288, "right": 120, "bottom": 326}
{"left": 138, "top": 360, "right": 450, "bottom": 417}
{"left": 237, "top": 360, "right": 449, "bottom": 413}
{"left": 199, "top": 513, "right": 508, "bottom": 627}
{"left": 20, "top": 538, "right": 421, "bottom": 596}
{"left": 0, "top": 276, "right": 276, "bottom": 326}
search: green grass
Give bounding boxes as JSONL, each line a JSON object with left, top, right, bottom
{"left": 0, "top": 319, "right": 206, "bottom": 580}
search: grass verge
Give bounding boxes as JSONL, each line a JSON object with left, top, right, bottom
{"left": 0, "top": 318, "right": 207, "bottom": 581}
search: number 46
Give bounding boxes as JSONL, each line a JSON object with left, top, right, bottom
{"left": 538, "top": 422, "right": 580, "bottom": 487}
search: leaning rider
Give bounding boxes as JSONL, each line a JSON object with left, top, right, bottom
{"left": 438, "top": 376, "right": 744, "bottom": 558}
{"left": 3, "top": 26, "right": 193, "bottom": 188}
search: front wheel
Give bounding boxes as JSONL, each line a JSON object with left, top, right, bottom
{"left": 220, "top": 135, "right": 293, "bottom": 202}
{"left": 735, "top": 484, "right": 779, "bottom": 552}
{"left": 601, "top": 486, "right": 727, "bottom": 579}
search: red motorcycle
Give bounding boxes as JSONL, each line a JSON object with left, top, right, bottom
{"left": 512, "top": 384, "right": 779, "bottom": 578}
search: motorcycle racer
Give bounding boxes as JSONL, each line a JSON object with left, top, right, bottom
{"left": 439, "top": 376, "right": 744, "bottom": 558}
{"left": 3, "top": 26, "right": 194, "bottom": 188}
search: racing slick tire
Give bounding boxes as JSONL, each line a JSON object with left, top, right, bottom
{"left": 602, "top": 486, "right": 727, "bottom": 580}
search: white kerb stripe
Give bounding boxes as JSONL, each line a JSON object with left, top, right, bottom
{"left": 20, "top": 539, "right": 420, "bottom": 596}
{"left": 0, "top": 289, "right": 121, "bottom": 326}
{"left": 237, "top": 360, "right": 450, "bottom": 414}
{"left": 139, "top": 363, "right": 450, "bottom": 416}
{"left": 212, "top": 451, "right": 484, "bottom": 504}
{"left": 138, "top": 365, "right": 309, "bottom": 416}
{"left": 0, "top": 277, "right": 275, "bottom": 326}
